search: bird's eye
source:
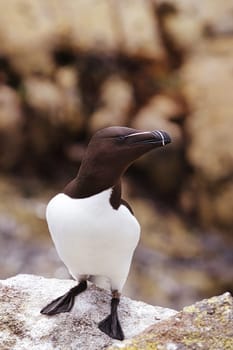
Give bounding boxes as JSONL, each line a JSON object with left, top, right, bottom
{"left": 116, "top": 135, "right": 126, "bottom": 142}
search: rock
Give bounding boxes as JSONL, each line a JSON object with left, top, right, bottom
{"left": 183, "top": 55, "right": 233, "bottom": 182}
{"left": 181, "top": 49, "right": 233, "bottom": 229}
{"left": 132, "top": 94, "right": 183, "bottom": 144}
{"left": 24, "top": 74, "right": 82, "bottom": 131}
{"left": 157, "top": 0, "right": 203, "bottom": 52}
{"left": 0, "top": 0, "right": 165, "bottom": 76}
{"left": 89, "top": 75, "right": 134, "bottom": 133}
{"left": 24, "top": 77, "right": 64, "bottom": 117}
{"left": 64, "top": 0, "right": 119, "bottom": 54}
{"left": 157, "top": 0, "right": 233, "bottom": 52}
{"left": 0, "top": 85, "right": 23, "bottom": 169}
{"left": 109, "top": 292, "right": 233, "bottom": 349}
{"left": 131, "top": 94, "right": 185, "bottom": 195}
{"left": 157, "top": 0, "right": 233, "bottom": 229}
{"left": 117, "top": 0, "right": 165, "bottom": 59}
{"left": 0, "top": 274, "right": 176, "bottom": 349}
{"left": 0, "top": 0, "right": 56, "bottom": 75}
{"left": 0, "top": 85, "right": 22, "bottom": 130}
{"left": 55, "top": 67, "right": 83, "bottom": 131}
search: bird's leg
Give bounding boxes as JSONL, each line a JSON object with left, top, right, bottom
{"left": 98, "top": 290, "right": 124, "bottom": 340}
{"left": 40, "top": 280, "right": 87, "bottom": 315}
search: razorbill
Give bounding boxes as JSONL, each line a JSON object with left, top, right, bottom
{"left": 41, "top": 126, "right": 171, "bottom": 340}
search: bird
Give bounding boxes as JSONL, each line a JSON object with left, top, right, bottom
{"left": 40, "top": 126, "right": 171, "bottom": 340}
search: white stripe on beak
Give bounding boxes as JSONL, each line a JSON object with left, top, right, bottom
{"left": 152, "top": 131, "right": 165, "bottom": 146}
{"left": 126, "top": 131, "right": 152, "bottom": 138}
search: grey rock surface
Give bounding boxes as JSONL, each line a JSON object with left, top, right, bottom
{"left": 0, "top": 274, "right": 177, "bottom": 350}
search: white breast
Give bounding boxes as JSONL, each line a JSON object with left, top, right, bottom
{"left": 46, "top": 189, "right": 140, "bottom": 291}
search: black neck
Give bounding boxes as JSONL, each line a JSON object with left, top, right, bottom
{"left": 64, "top": 175, "right": 122, "bottom": 207}
{"left": 63, "top": 155, "right": 123, "bottom": 196}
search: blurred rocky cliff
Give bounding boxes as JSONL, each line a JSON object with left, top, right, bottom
{"left": 1, "top": 0, "right": 233, "bottom": 230}
{"left": 0, "top": 0, "right": 233, "bottom": 308}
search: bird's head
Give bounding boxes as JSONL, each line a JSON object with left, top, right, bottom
{"left": 66, "top": 126, "right": 171, "bottom": 198}
{"left": 83, "top": 126, "right": 171, "bottom": 179}
{"left": 86, "top": 126, "right": 171, "bottom": 171}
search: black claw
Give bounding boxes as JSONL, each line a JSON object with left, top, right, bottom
{"left": 40, "top": 280, "right": 87, "bottom": 316}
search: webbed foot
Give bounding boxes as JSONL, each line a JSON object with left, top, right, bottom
{"left": 40, "top": 280, "right": 87, "bottom": 315}
{"left": 98, "top": 297, "right": 124, "bottom": 340}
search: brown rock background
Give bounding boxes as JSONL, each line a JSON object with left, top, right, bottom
{"left": 0, "top": 0, "right": 232, "bottom": 309}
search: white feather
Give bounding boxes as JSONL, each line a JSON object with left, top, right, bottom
{"left": 46, "top": 189, "right": 140, "bottom": 292}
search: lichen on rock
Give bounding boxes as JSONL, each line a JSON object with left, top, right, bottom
{"left": 109, "top": 292, "right": 233, "bottom": 350}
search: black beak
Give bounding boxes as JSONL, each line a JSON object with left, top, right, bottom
{"left": 125, "top": 130, "right": 171, "bottom": 147}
